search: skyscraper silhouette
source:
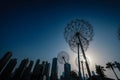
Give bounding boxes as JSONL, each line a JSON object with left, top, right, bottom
{"left": 64, "top": 63, "right": 71, "bottom": 80}
{"left": 38, "top": 61, "right": 46, "bottom": 80}
{"left": 44, "top": 62, "right": 50, "bottom": 80}
{"left": 0, "top": 58, "right": 17, "bottom": 80}
{"left": 21, "top": 60, "right": 34, "bottom": 80}
{"left": 0, "top": 52, "right": 12, "bottom": 72}
{"left": 31, "top": 59, "right": 40, "bottom": 80}
{"left": 50, "top": 57, "right": 58, "bottom": 80}
{"left": 12, "top": 58, "right": 29, "bottom": 80}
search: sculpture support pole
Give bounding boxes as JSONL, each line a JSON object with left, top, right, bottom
{"left": 81, "top": 61, "right": 85, "bottom": 80}
{"left": 62, "top": 57, "right": 66, "bottom": 64}
{"left": 78, "top": 37, "right": 92, "bottom": 80}
{"left": 77, "top": 43, "right": 83, "bottom": 80}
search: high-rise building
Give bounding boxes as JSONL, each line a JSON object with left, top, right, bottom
{"left": 33, "top": 59, "right": 40, "bottom": 73}
{"left": 60, "top": 72, "right": 64, "bottom": 80}
{"left": 38, "top": 61, "right": 47, "bottom": 80}
{"left": 12, "top": 58, "right": 29, "bottom": 80}
{"left": 32, "top": 63, "right": 46, "bottom": 80}
{"left": 50, "top": 57, "right": 58, "bottom": 80}
{"left": 26, "top": 60, "right": 34, "bottom": 74}
{"left": 31, "top": 59, "right": 40, "bottom": 80}
{"left": 41, "top": 61, "right": 46, "bottom": 75}
{"left": 44, "top": 62, "right": 50, "bottom": 80}
{"left": 64, "top": 63, "right": 71, "bottom": 80}
{"left": 0, "top": 58, "right": 17, "bottom": 80}
{"left": 0, "top": 52, "right": 12, "bottom": 72}
{"left": 21, "top": 60, "right": 34, "bottom": 80}
{"left": 91, "top": 71, "right": 95, "bottom": 76}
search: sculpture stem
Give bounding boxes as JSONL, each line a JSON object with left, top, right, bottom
{"left": 78, "top": 36, "right": 92, "bottom": 80}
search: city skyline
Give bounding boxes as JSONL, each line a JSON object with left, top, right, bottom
{"left": 0, "top": 0, "right": 120, "bottom": 79}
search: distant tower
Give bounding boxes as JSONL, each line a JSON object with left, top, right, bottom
{"left": 60, "top": 73, "right": 64, "bottom": 80}
{"left": 12, "top": 58, "right": 29, "bottom": 80}
{"left": 31, "top": 59, "right": 40, "bottom": 80}
{"left": 33, "top": 59, "right": 40, "bottom": 73}
{"left": 39, "top": 61, "right": 46, "bottom": 80}
{"left": 91, "top": 71, "right": 95, "bottom": 76}
{"left": 21, "top": 60, "right": 34, "bottom": 80}
{"left": 50, "top": 57, "right": 58, "bottom": 80}
{"left": 64, "top": 63, "right": 71, "bottom": 80}
{"left": 26, "top": 60, "right": 34, "bottom": 74}
{"left": 0, "top": 51, "right": 12, "bottom": 72}
{"left": 44, "top": 62, "right": 50, "bottom": 80}
{"left": 0, "top": 58, "right": 17, "bottom": 80}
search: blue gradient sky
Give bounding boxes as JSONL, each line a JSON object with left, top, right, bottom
{"left": 0, "top": 0, "right": 120, "bottom": 79}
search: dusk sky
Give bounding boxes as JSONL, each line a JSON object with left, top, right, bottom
{"left": 0, "top": 0, "right": 120, "bottom": 79}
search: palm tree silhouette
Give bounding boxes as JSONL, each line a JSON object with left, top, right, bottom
{"left": 106, "top": 62, "right": 119, "bottom": 80}
{"left": 95, "top": 65, "right": 106, "bottom": 78}
{"left": 114, "top": 61, "right": 120, "bottom": 72}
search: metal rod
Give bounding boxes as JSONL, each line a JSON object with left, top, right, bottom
{"left": 62, "top": 57, "right": 66, "bottom": 64}
{"left": 77, "top": 43, "right": 83, "bottom": 80}
{"left": 81, "top": 61, "right": 85, "bottom": 80}
{"left": 78, "top": 36, "right": 92, "bottom": 80}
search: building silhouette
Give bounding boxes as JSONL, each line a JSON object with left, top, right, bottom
{"left": 0, "top": 58, "right": 17, "bottom": 80}
{"left": 44, "top": 62, "right": 50, "bottom": 80}
{"left": 31, "top": 59, "right": 41, "bottom": 80}
{"left": 64, "top": 63, "right": 71, "bottom": 80}
{"left": 33, "top": 59, "right": 40, "bottom": 74}
{"left": 39, "top": 61, "right": 46, "bottom": 80}
{"left": 0, "top": 52, "right": 118, "bottom": 80}
{"left": 21, "top": 60, "right": 34, "bottom": 80}
{"left": 0, "top": 52, "right": 12, "bottom": 72}
{"left": 50, "top": 57, "right": 58, "bottom": 80}
{"left": 12, "top": 58, "right": 29, "bottom": 80}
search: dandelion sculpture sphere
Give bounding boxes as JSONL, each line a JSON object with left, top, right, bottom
{"left": 57, "top": 51, "right": 69, "bottom": 64}
{"left": 64, "top": 19, "right": 94, "bottom": 80}
{"left": 64, "top": 19, "right": 94, "bottom": 53}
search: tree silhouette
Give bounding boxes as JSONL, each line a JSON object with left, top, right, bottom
{"left": 95, "top": 65, "right": 106, "bottom": 78}
{"left": 114, "top": 61, "right": 120, "bottom": 72}
{"left": 106, "top": 62, "right": 119, "bottom": 80}
{"left": 70, "top": 70, "right": 79, "bottom": 80}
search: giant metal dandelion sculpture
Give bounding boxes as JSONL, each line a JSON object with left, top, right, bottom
{"left": 64, "top": 19, "right": 94, "bottom": 80}
{"left": 57, "top": 51, "right": 70, "bottom": 80}
{"left": 57, "top": 51, "right": 69, "bottom": 64}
